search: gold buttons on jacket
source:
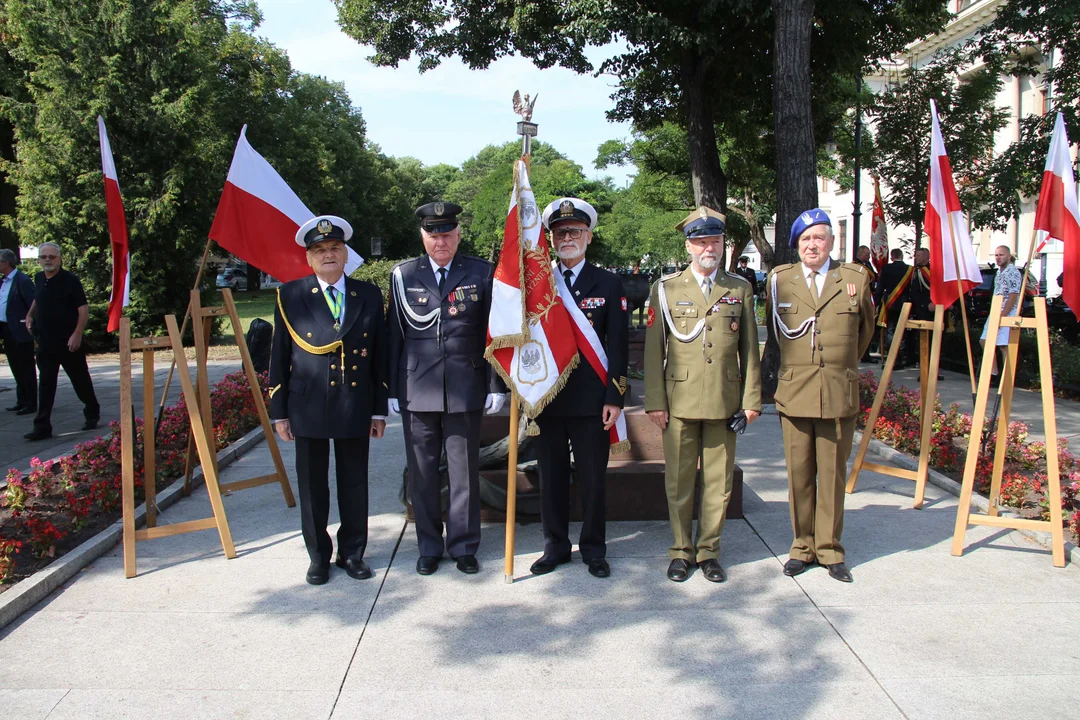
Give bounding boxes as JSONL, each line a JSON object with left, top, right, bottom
{"left": 306, "top": 332, "right": 313, "bottom": 338}
{"left": 331, "top": 364, "right": 337, "bottom": 370}
{"left": 330, "top": 380, "right": 337, "bottom": 386}
{"left": 353, "top": 349, "right": 359, "bottom": 355}
{"left": 351, "top": 382, "right": 357, "bottom": 387}
{"left": 352, "top": 365, "right": 357, "bottom": 371}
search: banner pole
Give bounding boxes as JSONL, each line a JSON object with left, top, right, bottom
{"left": 944, "top": 212, "right": 978, "bottom": 401}
{"left": 503, "top": 392, "right": 520, "bottom": 584}
{"left": 154, "top": 237, "right": 213, "bottom": 437}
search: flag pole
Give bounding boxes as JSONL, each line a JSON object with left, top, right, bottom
{"left": 154, "top": 236, "right": 214, "bottom": 436}
{"left": 944, "top": 212, "right": 978, "bottom": 401}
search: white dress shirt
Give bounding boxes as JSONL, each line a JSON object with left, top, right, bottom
{"left": 430, "top": 261, "right": 451, "bottom": 290}
{"left": 559, "top": 261, "right": 585, "bottom": 287}
{"left": 0, "top": 267, "right": 15, "bottom": 320}
{"left": 801, "top": 263, "right": 827, "bottom": 297}
{"left": 689, "top": 266, "right": 719, "bottom": 299}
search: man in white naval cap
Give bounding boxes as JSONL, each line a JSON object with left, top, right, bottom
{"left": 529, "top": 197, "right": 629, "bottom": 579}
{"left": 269, "top": 215, "right": 388, "bottom": 585}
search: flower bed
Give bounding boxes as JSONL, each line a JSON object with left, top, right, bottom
{"left": 857, "top": 371, "right": 1080, "bottom": 544}
{"left": 0, "top": 371, "right": 270, "bottom": 589}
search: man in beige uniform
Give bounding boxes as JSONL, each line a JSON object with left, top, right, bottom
{"left": 645, "top": 207, "right": 762, "bottom": 583}
{"left": 767, "top": 208, "right": 874, "bottom": 583}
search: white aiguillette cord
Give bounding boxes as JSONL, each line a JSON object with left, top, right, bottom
{"left": 771, "top": 271, "right": 817, "bottom": 357}
{"left": 657, "top": 277, "right": 708, "bottom": 343}
{"left": 392, "top": 265, "right": 441, "bottom": 332}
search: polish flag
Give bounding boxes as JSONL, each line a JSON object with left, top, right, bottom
{"left": 486, "top": 159, "right": 579, "bottom": 418}
{"left": 97, "top": 116, "right": 130, "bottom": 333}
{"left": 870, "top": 175, "right": 889, "bottom": 272}
{"left": 924, "top": 100, "right": 982, "bottom": 308}
{"left": 1033, "top": 113, "right": 1080, "bottom": 316}
{"left": 208, "top": 126, "right": 362, "bottom": 283}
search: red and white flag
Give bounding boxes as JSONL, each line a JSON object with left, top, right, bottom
{"left": 486, "top": 159, "right": 580, "bottom": 416}
{"left": 870, "top": 176, "right": 889, "bottom": 272}
{"left": 924, "top": 100, "right": 982, "bottom": 308}
{"left": 97, "top": 116, "right": 129, "bottom": 333}
{"left": 209, "top": 125, "right": 362, "bottom": 283}
{"left": 1033, "top": 113, "right": 1080, "bottom": 316}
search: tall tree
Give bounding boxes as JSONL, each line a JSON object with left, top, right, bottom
{"left": 870, "top": 49, "right": 1008, "bottom": 245}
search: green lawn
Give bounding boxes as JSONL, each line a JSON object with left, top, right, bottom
{"left": 225, "top": 290, "right": 277, "bottom": 339}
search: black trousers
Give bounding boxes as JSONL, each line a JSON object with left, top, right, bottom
{"left": 535, "top": 414, "right": 610, "bottom": 560}
{"left": 1, "top": 325, "right": 36, "bottom": 409}
{"left": 34, "top": 346, "right": 99, "bottom": 433}
{"left": 403, "top": 409, "right": 481, "bottom": 559}
{"left": 295, "top": 435, "right": 371, "bottom": 566}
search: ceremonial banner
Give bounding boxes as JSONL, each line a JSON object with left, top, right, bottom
{"left": 1033, "top": 113, "right": 1080, "bottom": 316}
{"left": 924, "top": 100, "right": 982, "bottom": 308}
{"left": 97, "top": 116, "right": 130, "bottom": 333}
{"left": 209, "top": 125, "right": 362, "bottom": 283}
{"left": 485, "top": 159, "right": 578, "bottom": 416}
{"left": 870, "top": 176, "right": 889, "bottom": 273}
{"left": 876, "top": 265, "right": 913, "bottom": 328}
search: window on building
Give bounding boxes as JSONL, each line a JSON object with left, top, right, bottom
{"left": 956, "top": 0, "right": 975, "bottom": 11}
{"left": 1038, "top": 85, "right": 1049, "bottom": 116}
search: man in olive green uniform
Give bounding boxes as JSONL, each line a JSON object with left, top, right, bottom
{"left": 767, "top": 208, "right": 874, "bottom": 583}
{"left": 644, "top": 207, "right": 762, "bottom": 583}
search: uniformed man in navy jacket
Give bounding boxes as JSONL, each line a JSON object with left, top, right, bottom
{"left": 386, "top": 201, "right": 506, "bottom": 576}
{"left": 270, "top": 215, "right": 388, "bottom": 585}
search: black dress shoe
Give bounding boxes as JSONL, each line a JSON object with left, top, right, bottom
{"left": 783, "top": 558, "right": 812, "bottom": 577}
{"left": 826, "top": 562, "right": 853, "bottom": 583}
{"left": 24, "top": 429, "right": 52, "bottom": 441}
{"left": 455, "top": 555, "right": 479, "bottom": 574}
{"left": 335, "top": 557, "right": 373, "bottom": 580}
{"left": 698, "top": 558, "right": 726, "bottom": 583}
{"left": 416, "top": 556, "right": 440, "bottom": 575}
{"left": 667, "top": 558, "right": 691, "bottom": 582}
{"left": 586, "top": 558, "right": 610, "bottom": 578}
{"left": 306, "top": 562, "right": 330, "bottom": 585}
{"left": 16, "top": 406, "right": 36, "bottom": 416}
{"left": 81, "top": 418, "right": 100, "bottom": 431}
{"left": 530, "top": 553, "right": 571, "bottom": 575}
{"left": 5, "top": 404, "right": 23, "bottom": 412}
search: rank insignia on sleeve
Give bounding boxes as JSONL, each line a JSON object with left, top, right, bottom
{"left": 647, "top": 306, "right": 656, "bottom": 327}
{"left": 614, "top": 376, "right": 627, "bottom": 395}
{"left": 268, "top": 384, "right": 281, "bottom": 399}
{"left": 621, "top": 297, "right": 627, "bottom": 311}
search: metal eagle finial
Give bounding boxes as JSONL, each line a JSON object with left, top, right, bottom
{"left": 512, "top": 91, "right": 538, "bottom": 122}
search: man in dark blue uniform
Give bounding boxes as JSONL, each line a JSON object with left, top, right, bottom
{"left": 530, "top": 197, "right": 628, "bottom": 579}
{"left": 270, "top": 215, "right": 388, "bottom": 585}
{"left": 387, "top": 201, "right": 506, "bottom": 576}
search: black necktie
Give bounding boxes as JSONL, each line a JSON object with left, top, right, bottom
{"left": 564, "top": 269, "right": 574, "bottom": 290}
{"left": 438, "top": 267, "right": 446, "bottom": 294}
{"left": 327, "top": 286, "right": 336, "bottom": 302}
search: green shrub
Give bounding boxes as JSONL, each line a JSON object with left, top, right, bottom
{"left": 351, "top": 258, "right": 395, "bottom": 308}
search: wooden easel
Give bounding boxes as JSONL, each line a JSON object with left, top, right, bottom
{"left": 120, "top": 315, "right": 236, "bottom": 578}
{"left": 845, "top": 302, "right": 945, "bottom": 508}
{"left": 951, "top": 297, "right": 1065, "bottom": 566}
{"left": 181, "top": 288, "right": 295, "bottom": 506}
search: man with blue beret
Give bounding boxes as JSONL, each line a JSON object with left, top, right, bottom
{"left": 270, "top": 215, "right": 388, "bottom": 585}
{"left": 765, "top": 208, "right": 874, "bottom": 583}
{"left": 644, "top": 206, "right": 762, "bottom": 583}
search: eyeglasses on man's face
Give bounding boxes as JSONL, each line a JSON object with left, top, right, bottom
{"left": 551, "top": 228, "right": 586, "bottom": 240}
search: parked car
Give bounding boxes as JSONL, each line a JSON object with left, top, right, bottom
{"left": 216, "top": 267, "right": 248, "bottom": 291}
{"left": 966, "top": 264, "right": 1037, "bottom": 320}
{"left": 1046, "top": 295, "right": 1079, "bottom": 342}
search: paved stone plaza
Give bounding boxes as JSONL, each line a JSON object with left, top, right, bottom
{"left": 1, "top": 369, "right": 1078, "bottom": 719}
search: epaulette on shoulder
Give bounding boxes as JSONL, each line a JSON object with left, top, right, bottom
{"left": 841, "top": 262, "right": 865, "bottom": 274}
{"left": 463, "top": 254, "right": 493, "bottom": 267}
{"left": 771, "top": 263, "right": 797, "bottom": 274}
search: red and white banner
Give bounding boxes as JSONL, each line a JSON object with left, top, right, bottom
{"left": 1033, "top": 113, "right": 1080, "bottom": 316}
{"left": 97, "top": 116, "right": 129, "bottom": 333}
{"left": 208, "top": 125, "right": 362, "bottom": 283}
{"left": 485, "top": 159, "right": 578, "bottom": 417}
{"left": 924, "top": 100, "right": 982, "bottom": 308}
{"left": 553, "top": 266, "right": 629, "bottom": 451}
{"left": 870, "top": 175, "right": 889, "bottom": 272}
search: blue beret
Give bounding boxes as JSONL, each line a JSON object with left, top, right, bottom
{"left": 789, "top": 208, "right": 832, "bottom": 248}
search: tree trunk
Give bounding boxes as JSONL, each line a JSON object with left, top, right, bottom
{"left": 762, "top": 0, "right": 818, "bottom": 399}
{"left": 682, "top": 50, "right": 727, "bottom": 211}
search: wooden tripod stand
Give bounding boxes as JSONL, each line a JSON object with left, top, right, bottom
{"left": 846, "top": 302, "right": 945, "bottom": 508}
{"left": 181, "top": 288, "right": 295, "bottom": 506}
{"left": 120, "top": 316, "right": 236, "bottom": 578}
{"left": 952, "top": 297, "right": 1066, "bottom": 567}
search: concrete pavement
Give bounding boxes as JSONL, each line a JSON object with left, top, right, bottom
{"left": 2, "top": 404, "right": 1078, "bottom": 719}
{"left": 0, "top": 358, "right": 242, "bottom": 475}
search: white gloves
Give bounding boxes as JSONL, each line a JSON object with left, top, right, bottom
{"left": 388, "top": 398, "right": 400, "bottom": 415}
{"left": 485, "top": 393, "right": 507, "bottom": 414}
